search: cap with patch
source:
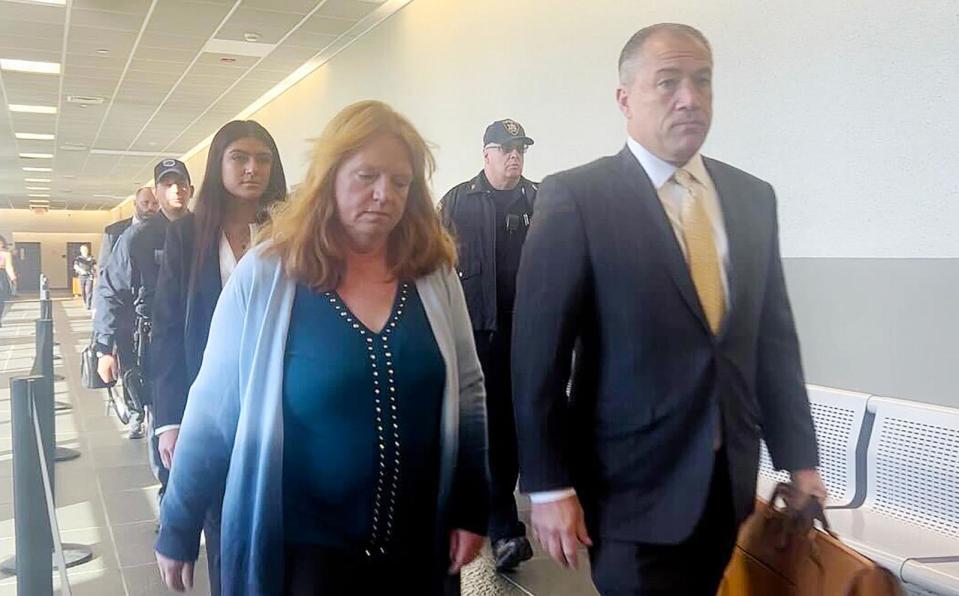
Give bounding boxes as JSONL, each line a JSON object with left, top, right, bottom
{"left": 484, "top": 119, "right": 534, "bottom": 147}
{"left": 153, "top": 159, "right": 191, "bottom": 186}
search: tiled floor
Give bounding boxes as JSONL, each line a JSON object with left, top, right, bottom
{"left": 0, "top": 296, "right": 598, "bottom": 595}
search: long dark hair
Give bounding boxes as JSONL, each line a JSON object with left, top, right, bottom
{"left": 192, "top": 120, "right": 287, "bottom": 284}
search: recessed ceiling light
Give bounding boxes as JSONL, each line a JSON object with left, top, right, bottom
{"left": 15, "top": 132, "right": 55, "bottom": 141}
{"left": 26, "top": 186, "right": 50, "bottom": 191}
{"left": 20, "top": 152, "right": 54, "bottom": 159}
{"left": 219, "top": 57, "right": 236, "bottom": 64}
{"left": 23, "top": 166, "right": 52, "bottom": 172}
{"left": 243, "top": 32, "right": 261, "bottom": 43}
{"left": 0, "top": 59, "right": 60, "bottom": 75}
{"left": 9, "top": 104, "right": 57, "bottom": 114}
{"left": 24, "top": 177, "right": 51, "bottom": 183}
{"left": 96, "top": 49, "right": 110, "bottom": 55}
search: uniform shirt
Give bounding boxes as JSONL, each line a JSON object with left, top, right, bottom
{"left": 482, "top": 172, "right": 530, "bottom": 317}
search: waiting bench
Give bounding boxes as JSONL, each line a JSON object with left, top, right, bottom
{"left": 825, "top": 396, "right": 959, "bottom": 594}
{"left": 757, "top": 384, "right": 870, "bottom": 508}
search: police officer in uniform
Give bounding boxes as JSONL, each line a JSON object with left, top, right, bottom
{"left": 94, "top": 159, "right": 192, "bottom": 512}
{"left": 439, "top": 119, "right": 537, "bottom": 571}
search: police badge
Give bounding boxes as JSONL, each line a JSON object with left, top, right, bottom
{"left": 502, "top": 120, "right": 520, "bottom": 136}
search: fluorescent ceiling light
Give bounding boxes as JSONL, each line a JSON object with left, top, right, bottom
{"left": 19, "top": 152, "right": 54, "bottom": 159}
{"left": 89, "top": 148, "right": 177, "bottom": 157}
{"left": 23, "top": 166, "right": 52, "bottom": 172}
{"left": 203, "top": 38, "right": 277, "bottom": 58}
{"left": 8, "top": 104, "right": 57, "bottom": 114}
{"left": 26, "top": 186, "right": 50, "bottom": 190}
{"left": 24, "top": 177, "right": 51, "bottom": 182}
{"left": 6, "top": 0, "right": 65, "bottom": 5}
{"left": 15, "top": 132, "right": 55, "bottom": 140}
{"left": 28, "top": 193, "right": 51, "bottom": 197}
{"left": 0, "top": 59, "right": 61, "bottom": 75}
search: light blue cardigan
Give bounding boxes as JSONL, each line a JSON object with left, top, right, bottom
{"left": 156, "top": 246, "right": 488, "bottom": 595}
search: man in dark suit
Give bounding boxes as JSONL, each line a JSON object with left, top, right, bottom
{"left": 511, "top": 23, "right": 826, "bottom": 595}
{"left": 98, "top": 186, "right": 159, "bottom": 269}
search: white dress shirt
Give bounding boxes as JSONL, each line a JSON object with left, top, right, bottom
{"left": 528, "top": 139, "right": 730, "bottom": 505}
{"left": 218, "top": 224, "right": 256, "bottom": 286}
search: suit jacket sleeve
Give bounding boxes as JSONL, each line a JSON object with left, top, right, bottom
{"left": 511, "top": 174, "right": 589, "bottom": 493}
{"left": 444, "top": 267, "right": 490, "bottom": 534}
{"left": 151, "top": 223, "right": 189, "bottom": 429}
{"left": 755, "top": 191, "right": 819, "bottom": 472}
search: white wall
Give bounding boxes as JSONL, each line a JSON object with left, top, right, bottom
{"left": 182, "top": 0, "right": 958, "bottom": 259}
{"left": 11, "top": 232, "right": 102, "bottom": 289}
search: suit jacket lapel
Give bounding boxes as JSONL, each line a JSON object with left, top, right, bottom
{"left": 703, "top": 157, "right": 745, "bottom": 338}
{"left": 617, "top": 147, "right": 710, "bottom": 332}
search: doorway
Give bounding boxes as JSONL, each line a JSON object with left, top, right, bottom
{"left": 66, "top": 242, "right": 91, "bottom": 296}
{"left": 13, "top": 242, "right": 41, "bottom": 293}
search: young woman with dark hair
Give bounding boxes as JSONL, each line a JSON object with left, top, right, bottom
{"left": 150, "top": 120, "right": 287, "bottom": 595}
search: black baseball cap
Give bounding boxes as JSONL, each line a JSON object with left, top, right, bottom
{"left": 483, "top": 119, "right": 534, "bottom": 147}
{"left": 153, "top": 159, "right": 191, "bottom": 186}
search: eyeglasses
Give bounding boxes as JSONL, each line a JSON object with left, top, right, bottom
{"left": 486, "top": 143, "right": 528, "bottom": 155}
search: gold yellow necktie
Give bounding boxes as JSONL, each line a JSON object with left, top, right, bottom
{"left": 674, "top": 168, "right": 725, "bottom": 334}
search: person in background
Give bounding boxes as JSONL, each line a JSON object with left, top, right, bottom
{"left": 0, "top": 235, "right": 17, "bottom": 328}
{"left": 511, "top": 23, "right": 825, "bottom": 595}
{"left": 155, "top": 100, "right": 488, "bottom": 595}
{"left": 98, "top": 186, "right": 159, "bottom": 271}
{"left": 439, "top": 118, "right": 538, "bottom": 571}
{"left": 95, "top": 163, "right": 192, "bottom": 443}
{"left": 74, "top": 244, "right": 97, "bottom": 310}
{"left": 150, "top": 120, "right": 288, "bottom": 595}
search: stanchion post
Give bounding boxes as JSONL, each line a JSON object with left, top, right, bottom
{"left": 33, "top": 319, "right": 57, "bottom": 493}
{"left": 8, "top": 376, "right": 54, "bottom": 595}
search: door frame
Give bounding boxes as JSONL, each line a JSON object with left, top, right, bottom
{"left": 13, "top": 241, "right": 42, "bottom": 293}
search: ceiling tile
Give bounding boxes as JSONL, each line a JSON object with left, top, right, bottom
{"left": 72, "top": 0, "right": 152, "bottom": 15}
{"left": 139, "top": 31, "right": 207, "bottom": 55}
{"left": 149, "top": 0, "right": 233, "bottom": 39}
{"left": 316, "top": 0, "right": 376, "bottom": 22}
{"left": 241, "top": 0, "right": 317, "bottom": 15}
{"left": 71, "top": 8, "right": 146, "bottom": 32}
{"left": 299, "top": 13, "right": 357, "bottom": 36}
{"left": 282, "top": 28, "right": 339, "bottom": 50}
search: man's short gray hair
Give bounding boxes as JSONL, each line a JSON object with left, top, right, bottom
{"left": 618, "top": 23, "right": 712, "bottom": 85}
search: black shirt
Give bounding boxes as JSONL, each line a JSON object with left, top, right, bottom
{"left": 483, "top": 173, "right": 530, "bottom": 317}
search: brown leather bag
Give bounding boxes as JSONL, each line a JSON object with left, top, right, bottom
{"left": 718, "top": 483, "right": 903, "bottom": 596}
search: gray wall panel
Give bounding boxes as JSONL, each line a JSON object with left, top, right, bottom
{"left": 783, "top": 258, "right": 959, "bottom": 408}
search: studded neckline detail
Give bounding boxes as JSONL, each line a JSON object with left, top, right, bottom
{"left": 324, "top": 282, "right": 410, "bottom": 557}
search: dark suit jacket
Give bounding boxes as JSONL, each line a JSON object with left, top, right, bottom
{"left": 151, "top": 214, "right": 223, "bottom": 429}
{"left": 98, "top": 217, "right": 132, "bottom": 269}
{"left": 512, "top": 146, "right": 819, "bottom": 545}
